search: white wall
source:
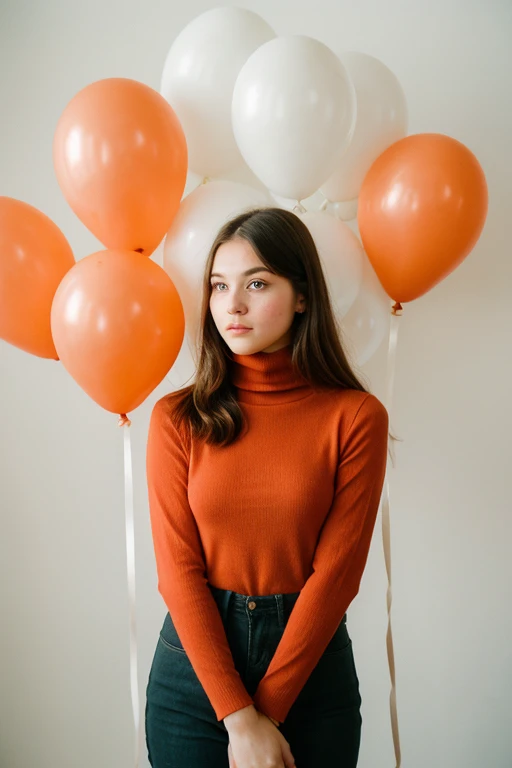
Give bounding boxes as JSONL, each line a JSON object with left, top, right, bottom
{"left": 1, "top": 1, "right": 510, "bottom": 766}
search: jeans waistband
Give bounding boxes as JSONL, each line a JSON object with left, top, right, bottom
{"left": 207, "top": 581, "right": 302, "bottom": 616}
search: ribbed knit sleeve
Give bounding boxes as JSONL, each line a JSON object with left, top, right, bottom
{"left": 252, "top": 394, "right": 389, "bottom": 724}
{"left": 146, "top": 397, "right": 254, "bottom": 722}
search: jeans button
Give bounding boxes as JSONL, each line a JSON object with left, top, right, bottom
{"left": 248, "top": 601, "right": 256, "bottom": 610}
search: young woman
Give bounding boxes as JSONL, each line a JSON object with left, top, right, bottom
{"left": 144, "top": 207, "right": 394, "bottom": 768}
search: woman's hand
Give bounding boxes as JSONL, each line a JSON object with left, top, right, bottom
{"left": 226, "top": 711, "right": 295, "bottom": 768}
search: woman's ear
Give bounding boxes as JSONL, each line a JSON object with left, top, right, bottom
{"left": 295, "top": 295, "right": 306, "bottom": 313}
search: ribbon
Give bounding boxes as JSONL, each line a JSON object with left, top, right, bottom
{"left": 118, "top": 412, "right": 143, "bottom": 767}
{"left": 318, "top": 191, "right": 403, "bottom": 761}
{"left": 381, "top": 302, "right": 403, "bottom": 767}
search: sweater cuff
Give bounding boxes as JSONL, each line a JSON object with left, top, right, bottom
{"left": 252, "top": 687, "right": 288, "bottom": 725}
{"left": 216, "top": 691, "right": 255, "bottom": 723}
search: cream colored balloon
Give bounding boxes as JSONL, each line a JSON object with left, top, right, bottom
{"left": 232, "top": 35, "right": 356, "bottom": 201}
{"left": 331, "top": 199, "right": 359, "bottom": 221}
{"left": 321, "top": 51, "right": 408, "bottom": 203}
{"left": 297, "top": 211, "right": 364, "bottom": 318}
{"left": 163, "top": 180, "right": 273, "bottom": 352}
{"left": 160, "top": 7, "right": 275, "bottom": 178}
{"left": 341, "top": 254, "right": 391, "bottom": 366}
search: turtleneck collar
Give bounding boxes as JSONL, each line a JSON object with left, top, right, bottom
{"left": 229, "top": 343, "right": 314, "bottom": 405}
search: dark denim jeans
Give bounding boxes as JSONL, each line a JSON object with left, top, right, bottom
{"left": 145, "top": 582, "right": 362, "bottom": 767}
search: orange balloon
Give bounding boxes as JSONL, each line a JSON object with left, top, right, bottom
{"left": 358, "top": 133, "right": 488, "bottom": 303}
{"left": 53, "top": 78, "right": 188, "bottom": 258}
{"left": 51, "top": 249, "right": 185, "bottom": 416}
{"left": 0, "top": 197, "right": 75, "bottom": 359}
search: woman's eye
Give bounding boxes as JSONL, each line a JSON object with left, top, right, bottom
{"left": 210, "top": 280, "right": 266, "bottom": 291}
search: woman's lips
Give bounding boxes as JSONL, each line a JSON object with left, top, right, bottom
{"left": 228, "top": 327, "right": 252, "bottom": 334}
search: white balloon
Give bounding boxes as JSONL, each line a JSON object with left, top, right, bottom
{"left": 232, "top": 35, "right": 356, "bottom": 201}
{"left": 297, "top": 211, "right": 364, "bottom": 318}
{"left": 163, "top": 180, "right": 272, "bottom": 350}
{"left": 160, "top": 8, "right": 275, "bottom": 178}
{"left": 219, "top": 157, "right": 273, "bottom": 196}
{"left": 320, "top": 198, "right": 359, "bottom": 221}
{"left": 320, "top": 51, "right": 408, "bottom": 203}
{"left": 341, "top": 253, "right": 391, "bottom": 366}
{"left": 182, "top": 170, "right": 203, "bottom": 200}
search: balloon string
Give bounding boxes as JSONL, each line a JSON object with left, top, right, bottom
{"left": 382, "top": 301, "right": 403, "bottom": 767}
{"left": 118, "top": 415, "right": 142, "bottom": 767}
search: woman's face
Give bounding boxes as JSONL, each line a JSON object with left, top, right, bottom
{"left": 209, "top": 237, "right": 305, "bottom": 354}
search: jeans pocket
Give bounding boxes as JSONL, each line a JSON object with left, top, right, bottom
{"left": 158, "top": 612, "right": 187, "bottom": 654}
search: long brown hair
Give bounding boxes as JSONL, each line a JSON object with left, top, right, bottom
{"left": 167, "top": 206, "right": 399, "bottom": 457}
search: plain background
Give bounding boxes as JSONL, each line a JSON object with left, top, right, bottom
{"left": 1, "top": 1, "right": 511, "bottom": 766}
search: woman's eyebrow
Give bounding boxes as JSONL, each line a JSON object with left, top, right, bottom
{"left": 210, "top": 267, "right": 273, "bottom": 279}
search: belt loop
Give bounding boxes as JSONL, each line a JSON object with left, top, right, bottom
{"left": 221, "top": 589, "right": 234, "bottom": 619}
{"left": 275, "top": 594, "right": 284, "bottom": 630}
{"left": 208, "top": 583, "right": 234, "bottom": 621}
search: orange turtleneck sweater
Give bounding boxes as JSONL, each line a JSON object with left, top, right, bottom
{"left": 146, "top": 343, "right": 389, "bottom": 725}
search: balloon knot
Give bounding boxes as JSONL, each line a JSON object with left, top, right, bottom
{"left": 118, "top": 413, "right": 132, "bottom": 427}
{"left": 134, "top": 247, "right": 144, "bottom": 254}
{"left": 391, "top": 301, "right": 403, "bottom": 316}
